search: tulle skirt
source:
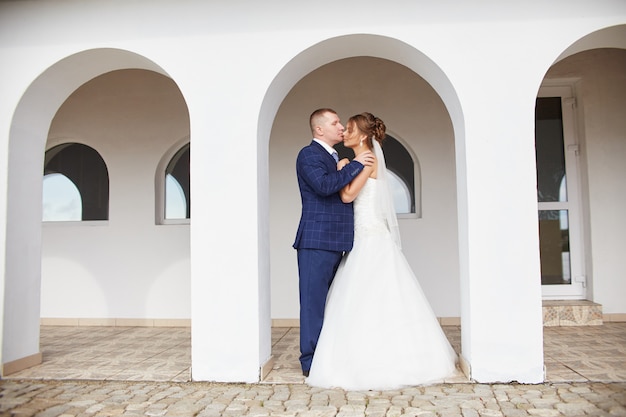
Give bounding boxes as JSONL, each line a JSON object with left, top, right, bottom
{"left": 306, "top": 231, "right": 457, "bottom": 391}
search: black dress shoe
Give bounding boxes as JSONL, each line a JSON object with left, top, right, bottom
{"left": 302, "top": 369, "right": 310, "bottom": 377}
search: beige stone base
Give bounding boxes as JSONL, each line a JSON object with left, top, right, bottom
{"left": 271, "top": 318, "right": 300, "bottom": 327}
{"left": 459, "top": 354, "right": 471, "bottom": 381}
{"left": 3, "top": 351, "right": 43, "bottom": 376}
{"left": 270, "top": 317, "right": 462, "bottom": 327}
{"left": 542, "top": 300, "right": 603, "bottom": 326}
{"left": 41, "top": 312, "right": 624, "bottom": 329}
{"left": 41, "top": 318, "right": 191, "bottom": 327}
{"left": 603, "top": 313, "right": 626, "bottom": 322}
{"left": 260, "top": 355, "right": 275, "bottom": 381}
{"left": 41, "top": 317, "right": 463, "bottom": 328}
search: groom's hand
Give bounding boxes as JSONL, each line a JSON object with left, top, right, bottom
{"left": 337, "top": 158, "right": 350, "bottom": 170}
{"left": 354, "top": 151, "right": 375, "bottom": 167}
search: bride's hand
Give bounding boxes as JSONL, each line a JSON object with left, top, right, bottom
{"left": 337, "top": 158, "right": 350, "bottom": 170}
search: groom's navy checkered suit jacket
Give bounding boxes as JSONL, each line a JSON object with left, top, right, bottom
{"left": 293, "top": 141, "right": 364, "bottom": 252}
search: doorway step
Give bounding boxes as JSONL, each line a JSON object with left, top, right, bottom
{"left": 543, "top": 300, "right": 602, "bottom": 326}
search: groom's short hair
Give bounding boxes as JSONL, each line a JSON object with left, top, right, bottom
{"left": 310, "top": 108, "right": 337, "bottom": 135}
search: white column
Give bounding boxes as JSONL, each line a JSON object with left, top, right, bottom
{"left": 457, "top": 92, "right": 545, "bottom": 383}
{"left": 188, "top": 97, "right": 271, "bottom": 382}
{"left": 2, "top": 86, "right": 49, "bottom": 373}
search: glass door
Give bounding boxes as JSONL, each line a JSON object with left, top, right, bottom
{"left": 536, "top": 84, "right": 585, "bottom": 299}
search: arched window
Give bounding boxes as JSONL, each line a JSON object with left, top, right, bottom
{"left": 337, "top": 135, "right": 418, "bottom": 215}
{"left": 42, "top": 173, "right": 82, "bottom": 221}
{"left": 43, "top": 143, "right": 109, "bottom": 221}
{"left": 389, "top": 170, "right": 412, "bottom": 213}
{"left": 164, "top": 143, "right": 190, "bottom": 220}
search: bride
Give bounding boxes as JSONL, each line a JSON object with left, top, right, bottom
{"left": 306, "top": 112, "right": 458, "bottom": 391}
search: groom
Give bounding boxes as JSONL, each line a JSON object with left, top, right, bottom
{"left": 293, "top": 108, "right": 375, "bottom": 376}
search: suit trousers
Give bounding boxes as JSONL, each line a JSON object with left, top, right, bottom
{"left": 297, "top": 248, "right": 343, "bottom": 372}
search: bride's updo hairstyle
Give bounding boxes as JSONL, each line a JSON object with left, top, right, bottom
{"left": 349, "top": 112, "right": 386, "bottom": 149}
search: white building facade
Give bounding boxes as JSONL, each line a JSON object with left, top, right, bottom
{"left": 0, "top": 0, "right": 625, "bottom": 383}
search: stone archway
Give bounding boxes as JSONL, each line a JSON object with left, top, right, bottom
{"left": 257, "top": 33, "right": 465, "bottom": 377}
{"left": 2, "top": 49, "right": 172, "bottom": 375}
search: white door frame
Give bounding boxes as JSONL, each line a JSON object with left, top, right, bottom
{"left": 538, "top": 81, "right": 586, "bottom": 299}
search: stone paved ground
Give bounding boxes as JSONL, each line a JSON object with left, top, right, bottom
{"left": 1, "top": 380, "right": 625, "bottom": 417}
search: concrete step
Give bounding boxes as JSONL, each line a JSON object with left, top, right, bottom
{"left": 543, "top": 300, "right": 602, "bottom": 326}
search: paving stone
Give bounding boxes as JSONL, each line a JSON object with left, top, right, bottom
{"left": 410, "top": 409, "right": 439, "bottom": 417}
{"left": 1, "top": 380, "right": 626, "bottom": 417}
{"left": 462, "top": 409, "right": 480, "bottom": 417}
{"left": 526, "top": 409, "right": 560, "bottom": 416}
{"left": 609, "top": 405, "right": 626, "bottom": 416}
{"left": 196, "top": 409, "right": 223, "bottom": 417}
{"left": 478, "top": 408, "right": 504, "bottom": 416}
{"left": 500, "top": 409, "right": 530, "bottom": 417}
{"left": 145, "top": 408, "right": 168, "bottom": 417}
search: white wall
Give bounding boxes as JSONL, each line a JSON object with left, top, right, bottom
{"left": 270, "top": 57, "right": 460, "bottom": 319}
{"left": 41, "top": 70, "right": 190, "bottom": 320}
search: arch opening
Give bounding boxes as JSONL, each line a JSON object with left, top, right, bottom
{"left": 3, "top": 48, "right": 181, "bottom": 374}
{"left": 259, "top": 35, "right": 466, "bottom": 377}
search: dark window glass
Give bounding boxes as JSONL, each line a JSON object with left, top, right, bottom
{"left": 43, "top": 143, "right": 109, "bottom": 221}
{"left": 165, "top": 144, "right": 190, "bottom": 219}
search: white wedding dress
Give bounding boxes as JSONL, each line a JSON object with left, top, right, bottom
{"left": 307, "top": 178, "right": 457, "bottom": 391}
